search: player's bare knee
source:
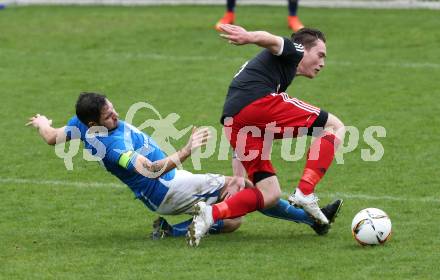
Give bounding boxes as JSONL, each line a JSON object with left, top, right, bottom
{"left": 260, "top": 186, "right": 281, "bottom": 207}
{"left": 270, "top": 187, "right": 282, "bottom": 203}
{"left": 256, "top": 176, "right": 281, "bottom": 207}
{"left": 325, "top": 113, "right": 345, "bottom": 141}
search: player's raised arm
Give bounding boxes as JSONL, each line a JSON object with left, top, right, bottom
{"left": 132, "top": 127, "right": 210, "bottom": 178}
{"left": 218, "top": 24, "right": 284, "bottom": 55}
{"left": 26, "top": 114, "right": 68, "bottom": 145}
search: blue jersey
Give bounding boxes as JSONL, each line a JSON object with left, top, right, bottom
{"left": 65, "top": 116, "right": 175, "bottom": 211}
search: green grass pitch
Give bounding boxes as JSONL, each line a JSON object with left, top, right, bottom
{"left": 1, "top": 5, "right": 439, "bottom": 279}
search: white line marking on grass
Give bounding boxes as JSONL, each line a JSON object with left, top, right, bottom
{"left": 2, "top": 49, "right": 440, "bottom": 69}
{"left": 284, "top": 191, "right": 440, "bottom": 203}
{"left": 0, "top": 178, "right": 124, "bottom": 189}
{"left": 1, "top": 177, "right": 438, "bottom": 203}
{"left": 102, "top": 52, "right": 440, "bottom": 69}
{"left": 321, "top": 192, "right": 440, "bottom": 203}
{"left": 329, "top": 60, "right": 440, "bottom": 69}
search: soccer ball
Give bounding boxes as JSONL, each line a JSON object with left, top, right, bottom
{"left": 351, "top": 208, "right": 392, "bottom": 246}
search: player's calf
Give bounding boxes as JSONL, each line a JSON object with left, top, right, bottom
{"left": 255, "top": 175, "right": 282, "bottom": 208}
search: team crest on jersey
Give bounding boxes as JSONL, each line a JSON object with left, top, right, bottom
{"left": 294, "top": 43, "right": 304, "bottom": 53}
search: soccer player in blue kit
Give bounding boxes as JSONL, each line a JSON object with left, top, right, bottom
{"left": 27, "top": 92, "right": 341, "bottom": 239}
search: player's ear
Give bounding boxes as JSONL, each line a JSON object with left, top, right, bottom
{"left": 88, "top": 121, "right": 98, "bottom": 127}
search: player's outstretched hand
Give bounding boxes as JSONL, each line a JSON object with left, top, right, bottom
{"left": 183, "top": 127, "right": 211, "bottom": 155}
{"left": 26, "top": 114, "right": 52, "bottom": 129}
{"left": 221, "top": 176, "right": 254, "bottom": 199}
{"left": 218, "top": 24, "right": 252, "bottom": 45}
{"left": 221, "top": 176, "right": 243, "bottom": 200}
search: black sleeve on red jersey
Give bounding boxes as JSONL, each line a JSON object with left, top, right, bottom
{"left": 308, "top": 110, "right": 329, "bottom": 136}
{"left": 279, "top": 37, "right": 304, "bottom": 65}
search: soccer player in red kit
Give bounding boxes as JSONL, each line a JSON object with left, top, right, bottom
{"left": 215, "top": 0, "right": 304, "bottom": 32}
{"left": 187, "top": 24, "right": 345, "bottom": 247}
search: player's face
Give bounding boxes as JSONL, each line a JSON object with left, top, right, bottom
{"left": 99, "top": 99, "right": 119, "bottom": 130}
{"left": 297, "top": 39, "right": 326, "bottom": 79}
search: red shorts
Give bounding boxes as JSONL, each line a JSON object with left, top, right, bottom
{"left": 225, "top": 92, "right": 328, "bottom": 183}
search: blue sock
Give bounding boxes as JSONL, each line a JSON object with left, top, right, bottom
{"left": 227, "top": 0, "right": 236, "bottom": 12}
{"left": 288, "top": 0, "right": 299, "bottom": 16}
{"left": 170, "top": 218, "right": 192, "bottom": 237}
{"left": 168, "top": 219, "right": 225, "bottom": 237}
{"left": 259, "top": 199, "right": 314, "bottom": 226}
{"left": 209, "top": 219, "right": 225, "bottom": 234}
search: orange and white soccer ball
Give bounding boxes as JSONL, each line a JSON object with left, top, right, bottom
{"left": 351, "top": 208, "right": 392, "bottom": 245}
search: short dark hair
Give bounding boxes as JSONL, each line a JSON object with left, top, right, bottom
{"left": 291, "top": 28, "right": 326, "bottom": 50}
{"left": 75, "top": 92, "right": 107, "bottom": 125}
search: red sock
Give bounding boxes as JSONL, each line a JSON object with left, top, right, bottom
{"left": 298, "top": 133, "right": 341, "bottom": 195}
{"left": 212, "top": 188, "right": 264, "bottom": 222}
